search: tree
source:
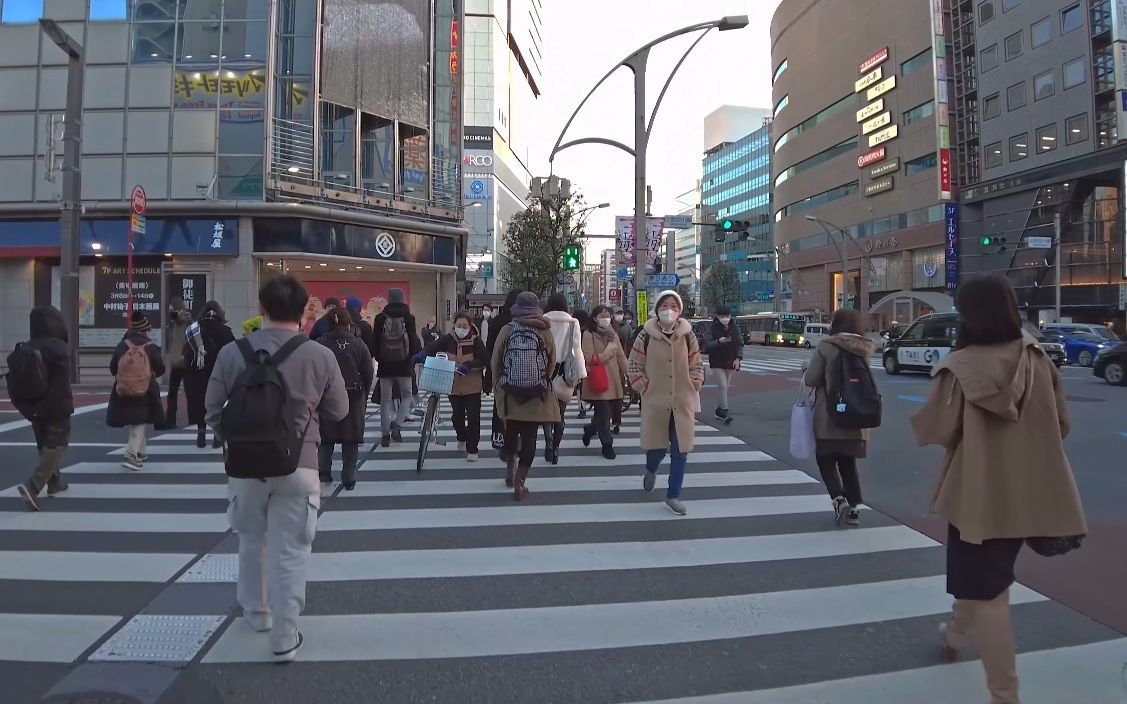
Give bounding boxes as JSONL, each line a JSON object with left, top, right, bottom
{"left": 499, "top": 190, "right": 589, "bottom": 297}
{"left": 677, "top": 284, "right": 697, "bottom": 318}
{"left": 702, "top": 264, "right": 741, "bottom": 313}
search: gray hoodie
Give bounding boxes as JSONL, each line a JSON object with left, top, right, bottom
{"left": 205, "top": 327, "right": 349, "bottom": 469}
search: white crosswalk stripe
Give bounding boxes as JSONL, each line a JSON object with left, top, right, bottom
{"left": 711, "top": 351, "right": 883, "bottom": 375}
{"left": 0, "top": 395, "right": 1117, "bottom": 702}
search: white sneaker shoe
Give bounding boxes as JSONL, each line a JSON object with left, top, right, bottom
{"left": 273, "top": 632, "right": 303, "bottom": 664}
{"left": 466, "top": 452, "right": 478, "bottom": 462}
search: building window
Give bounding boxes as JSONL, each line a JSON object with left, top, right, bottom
{"left": 983, "top": 93, "right": 1001, "bottom": 120}
{"left": 89, "top": 0, "right": 127, "bottom": 19}
{"left": 773, "top": 58, "right": 788, "bottom": 84}
{"left": 901, "top": 48, "right": 932, "bottom": 76}
{"left": 1065, "top": 113, "right": 1089, "bottom": 144}
{"left": 905, "top": 153, "right": 938, "bottom": 175}
{"left": 1031, "top": 17, "right": 1051, "bottom": 47}
{"left": 773, "top": 94, "right": 790, "bottom": 118}
{"left": 1004, "top": 31, "right": 1023, "bottom": 61}
{"left": 774, "top": 136, "right": 858, "bottom": 187}
{"left": 1034, "top": 70, "right": 1055, "bottom": 100}
{"left": 979, "top": 1, "right": 995, "bottom": 24}
{"left": 903, "top": 100, "right": 935, "bottom": 124}
{"left": 981, "top": 44, "right": 998, "bottom": 72}
{"left": 773, "top": 93, "right": 853, "bottom": 152}
{"left": 1036, "top": 124, "right": 1057, "bottom": 152}
{"left": 1009, "top": 133, "right": 1029, "bottom": 161}
{"left": 1063, "top": 57, "right": 1085, "bottom": 88}
{"left": 779, "top": 181, "right": 859, "bottom": 219}
{"left": 1, "top": 0, "right": 43, "bottom": 22}
{"left": 1061, "top": 3, "right": 1082, "bottom": 34}
{"left": 985, "top": 141, "right": 1003, "bottom": 168}
{"left": 1006, "top": 82, "right": 1026, "bottom": 110}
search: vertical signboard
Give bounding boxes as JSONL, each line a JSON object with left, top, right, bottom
{"left": 635, "top": 289, "right": 649, "bottom": 324}
{"left": 944, "top": 203, "right": 960, "bottom": 291}
{"left": 931, "top": 0, "right": 953, "bottom": 200}
{"left": 614, "top": 216, "right": 666, "bottom": 272}
{"left": 168, "top": 273, "right": 207, "bottom": 317}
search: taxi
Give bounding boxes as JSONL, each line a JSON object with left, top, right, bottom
{"left": 882, "top": 312, "right": 958, "bottom": 375}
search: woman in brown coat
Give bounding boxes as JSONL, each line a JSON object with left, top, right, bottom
{"left": 627, "top": 290, "right": 704, "bottom": 516}
{"left": 419, "top": 312, "right": 488, "bottom": 462}
{"left": 581, "top": 305, "right": 629, "bottom": 459}
{"left": 803, "top": 308, "right": 876, "bottom": 527}
{"left": 912, "top": 275, "right": 1086, "bottom": 704}
{"left": 490, "top": 292, "right": 560, "bottom": 500}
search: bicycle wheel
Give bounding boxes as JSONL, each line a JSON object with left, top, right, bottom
{"left": 416, "top": 394, "right": 440, "bottom": 473}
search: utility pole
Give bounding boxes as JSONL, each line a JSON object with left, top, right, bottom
{"left": 1054, "top": 211, "right": 1062, "bottom": 323}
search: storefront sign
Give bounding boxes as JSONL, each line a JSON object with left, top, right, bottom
{"left": 869, "top": 159, "right": 899, "bottom": 178}
{"left": 861, "top": 112, "right": 892, "bottom": 134}
{"left": 863, "top": 235, "right": 900, "bottom": 252}
{"left": 939, "top": 148, "right": 953, "bottom": 199}
{"left": 857, "top": 146, "right": 887, "bottom": 168}
{"left": 463, "top": 154, "right": 494, "bottom": 167}
{"left": 168, "top": 273, "right": 207, "bottom": 316}
{"left": 464, "top": 178, "right": 491, "bottom": 201}
{"left": 931, "top": 0, "right": 953, "bottom": 201}
{"left": 865, "top": 176, "right": 895, "bottom": 197}
{"left": 252, "top": 218, "right": 456, "bottom": 267}
{"left": 866, "top": 75, "right": 897, "bottom": 100}
{"left": 463, "top": 126, "right": 493, "bottom": 150}
{"left": 856, "top": 99, "right": 884, "bottom": 122}
{"left": 854, "top": 67, "right": 883, "bottom": 93}
{"left": 859, "top": 47, "right": 889, "bottom": 74}
{"left": 944, "top": 203, "right": 959, "bottom": 291}
{"left": 868, "top": 124, "right": 899, "bottom": 147}
{"left": 0, "top": 218, "right": 238, "bottom": 257}
{"left": 93, "top": 258, "right": 162, "bottom": 327}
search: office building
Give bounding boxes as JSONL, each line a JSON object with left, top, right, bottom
{"left": 951, "top": 0, "right": 1126, "bottom": 329}
{"left": 771, "top": 0, "right": 956, "bottom": 324}
{"left": 666, "top": 184, "right": 701, "bottom": 307}
{"left": 0, "top": 0, "right": 465, "bottom": 353}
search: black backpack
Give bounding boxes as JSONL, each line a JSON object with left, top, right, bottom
{"left": 329, "top": 335, "right": 362, "bottom": 391}
{"left": 220, "top": 335, "right": 308, "bottom": 479}
{"left": 5, "top": 343, "right": 49, "bottom": 404}
{"left": 830, "top": 350, "right": 882, "bottom": 429}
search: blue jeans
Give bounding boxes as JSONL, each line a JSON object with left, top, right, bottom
{"left": 645, "top": 414, "right": 688, "bottom": 499}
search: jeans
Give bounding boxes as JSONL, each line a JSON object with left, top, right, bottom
{"left": 318, "top": 442, "right": 359, "bottom": 485}
{"left": 29, "top": 418, "right": 70, "bottom": 494}
{"left": 228, "top": 466, "right": 320, "bottom": 653}
{"left": 611, "top": 401, "right": 622, "bottom": 428}
{"left": 713, "top": 368, "right": 735, "bottom": 410}
{"left": 645, "top": 415, "right": 688, "bottom": 499}
{"left": 379, "top": 377, "right": 413, "bottom": 434}
{"left": 585, "top": 400, "right": 614, "bottom": 446}
{"left": 125, "top": 425, "right": 147, "bottom": 458}
{"left": 504, "top": 419, "right": 540, "bottom": 467}
{"left": 816, "top": 454, "right": 863, "bottom": 506}
{"left": 449, "top": 393, "right": 482, "bottom": 453}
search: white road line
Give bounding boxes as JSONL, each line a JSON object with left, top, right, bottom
{"left": 148, "top": 425, "right": 719, "bottom": 442}
{"left": 201, "top": 576, "right": 1046, "bottom": 663}
{"left": 0, "top": 551, "right": 196, "bottom": 582}
{"left": 0, "top": 401, "right": 111, "bottom": 434}
{"left": 340, "top": 450, "right": 775, "bottom": 472}
{"left": 0, "top": 511, "right": 229, "bottom": 533}
{"left": 0, "top": 613, "right": 122, "bottom": 662}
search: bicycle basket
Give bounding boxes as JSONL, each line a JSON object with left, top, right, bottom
{"left": 419, "top": 352, "right": 456, "bottom": 394}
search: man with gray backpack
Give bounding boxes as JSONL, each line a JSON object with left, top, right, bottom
{"left": 372, "top": 288, "right": 421, "bottom": 447}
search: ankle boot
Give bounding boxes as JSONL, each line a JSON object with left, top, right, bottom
{"left": 513, "top": 465, "right": 531, "bottom": 501}
{"left": 601, "top": 444, "right": 616, "bottom": 460}
{"left": 505, "top": 455, "right": 517, "bottom": 488}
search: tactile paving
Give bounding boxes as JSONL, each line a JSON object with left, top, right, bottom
{"left": 176, "top": 554, "right": 238, "bottom": 583}
{"left": 88, "top": 615, "right": 226, "bottom": 663}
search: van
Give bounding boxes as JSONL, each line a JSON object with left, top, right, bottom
{"left": 1041, "top": 323, "right": 1121, "bottom": 344}
{"left": 802, "top": 323, "right": 830, "bottom": 348}
{"left": 882, "top": 312, "right": 959, "bottom": 375}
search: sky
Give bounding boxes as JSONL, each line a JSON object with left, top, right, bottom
{"left": 533, "top": 0, "right": 785, "bottom": 254}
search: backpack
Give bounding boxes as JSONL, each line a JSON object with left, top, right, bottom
{"left": 499, "top": 322, "right": 549, "bottom": 403}
{"left": 380, "top": 316, "right": 409, "bottom": 362}
{"left": 329, "top": 335, "right": 362, "bottom": 391}
{"left": 5, "top": 343, "right": 49, "bottom": 404}
{"left": 116, "top": 341, "right": 154, "bottom": 399}
{"left": 829, "top": 350, "right": 882, "bottom": 429}
{"left": 220, "top": 335, "right": 308, "bottom": 479}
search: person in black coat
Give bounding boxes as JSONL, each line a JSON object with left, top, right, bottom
{"left": 107, "top": 311, "right": 166, "bottom": 471}
{"left": 344, "top": 296, "right": 376, "bottom": 356}
{"left": 372, "top": 288, "right": 421, "bottom": 445}
{"left": 703, "top": 306, "right": 744, "bottom": 421}
{"left": 317, "top": 307, "right": 375, "bottom": 490}
{"left": 309, "top": 297, "right": 341, "bottom": 341}
{"left": 183, "top": 301, "right": 236, "bottom": 448}
{"left": 10, "top": 306, "right": 73, "bottom": 510}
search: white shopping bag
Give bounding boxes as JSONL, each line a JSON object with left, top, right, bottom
{"left": 789, "top": 380, "right": 816, "bottom": 460}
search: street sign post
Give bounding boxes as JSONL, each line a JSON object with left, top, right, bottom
{"left": 1027, "top": 236, "right": 1053, "bottom": 249}
{"left": 617, "top": 266, "right": 630, "bottom": 282}
{"left": 645, "top": 273, "right": 679, "bottom": 288}
{"left": 127, "top": 185, "right": 146, "bottom": 322}
{"left": 664, "top": 214, "right": 693, "bottom": 230}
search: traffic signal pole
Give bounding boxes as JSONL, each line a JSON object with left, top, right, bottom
{"left": 1054, "top": 211, "right": 1062, "bottom": 323}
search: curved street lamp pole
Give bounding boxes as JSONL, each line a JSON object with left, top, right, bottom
{"left": 805, "top": 215, "right": 875, "bottom": 311}
{"left": 548, "top": 16, "right": 749, "bottom": 314}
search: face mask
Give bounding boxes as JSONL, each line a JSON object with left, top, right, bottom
{"left": 454, "top": 327, "right": 470, "bottom": 338}
{"left": 719, "top": 317, "right": 731, "bottom": 325}
{"left": 614, "top": 314, "right": 624, "bottom": 322}
{"left": 597, "top": 317, "right": 612, "bottom": 328}
{"left": 658, "top": 309, "right": 677, "bottom": 323}
{"left": 482, "top": 310, "right": 492, "bottom": 319}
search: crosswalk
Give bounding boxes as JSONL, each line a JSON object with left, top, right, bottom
{"left": 730, "top": 352, "right": 883, "bottom": 375}
{"left": 0, "top": 394, "right": 1123, "bottom": 702}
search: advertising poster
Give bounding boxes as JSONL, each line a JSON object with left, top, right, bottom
{"left": 300, "top": 280, "right": 411, "bottom": 333}
{"left": 614, "top": 216, "right": 666, "bottom": 271}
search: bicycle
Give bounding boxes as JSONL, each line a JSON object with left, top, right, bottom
{"left": 416, "top": 353, "right": 457, "bottom": 473}
{"left": 416, "top": 390, "right": 446, "bottom": 473}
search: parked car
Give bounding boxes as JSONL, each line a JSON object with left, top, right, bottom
{"left": 1026, "top": 324, "right": 1066, "bottom": 368}
{"left": 1061, "top": 332, "right": 1115, "bottom": 367}
{"left": 1093, "top": 342, "right": 1127, "bottom": 386}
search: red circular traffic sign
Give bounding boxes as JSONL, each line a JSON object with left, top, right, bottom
{"left": 130, "top": 185, "right": 147, "bottom": 215}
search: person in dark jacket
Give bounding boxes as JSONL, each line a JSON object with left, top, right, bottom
{"left": 317, "top": 307, "right": 375, "bottom": 491}
{"left": 159, "top": 297, "right": 192, "bottom": 429}
{"left": 703, "top": 306, "right": 744, "bottom": 421}
{"left": 372, "top": 288, "right": 421, "bottom": 446}
{"left": 183, "top": 301, "right": 235, "bottom": 448}
{"left": 485, "top": 290, "right": 521, "bottom": 456}
{"left": 308, "top": 297, "right": 341, "bottom": 341}
{"left": 343, "top": 296, "right": 376, "bottom": 356}
{"left": 420, "top": 316, "right": 442, "bottom": 347}
{"left": 107, "top": 311, "right": 166, "bottom": 471}
{"left": 414, "top": 311, "right": 488, "bottom": 461}
{"left": 12, "top": 306, "right": 73, "bottom": 510}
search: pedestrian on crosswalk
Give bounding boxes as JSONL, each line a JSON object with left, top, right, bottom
{"left": 627, "top": 290, "right": 704, "bottom": 516}
{"left": 487, "top": 290, "right": 521, "bottom": 460}
{"left": 544, "top": 294, "right": 584, "bottom": 463}
{"left": 703, "top": 305, "right": 743, "bottom": 424}
{"left": 912, "top": 275, "right": 1087, "bottom": 704}
{"left": 183, "top": 301, "right": 235, "bottom": 448}
{"left": 205, "top": 275, "right": 349, "bottom": 663}
{"left": 802, "top": 308, "right": 876, "bottom": 527}
{"left": 491, "top": 291, "right": 559, "bottom": 500}
{"left": 107, "top": 311, "right": 166, "bottom": 472}
{"left": 416, "top": 311, "right": 488, "bottom": 462}
{"left": 373, "top": 288, "right": 421, "bottom": 447}
{"left": 581, "top": 305, "right": 628, "bottom": 460}
{"left": 158, "top": 297, "right": 191, "bottom": 430}
{"left": 317, "top": 306, "right": 374, "bottom": 491}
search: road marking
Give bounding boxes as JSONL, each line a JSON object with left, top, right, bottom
{"left": 0, "top": 511, "right": 229, "bottom": 533}
{"left": 898, "top": 395, "right": 926, "bottom": 403}
{"left": 0, "top": 401, "right": 109, "bottom": 434}
{"left": 0, "top": 442, "right": 123, "bottom": 448}
{"left": 0, "top": 614, "right": 121, "bottom": 662}
{"left": 148, "top": 425, "right": 720, "bottom": 442}
{"left": 0, "top": 550, "right": 195, "bottom": 582}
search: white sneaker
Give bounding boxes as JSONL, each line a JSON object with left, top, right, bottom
{"left": 244, "top": 612, "right": 273, "bottom": 633}
{"left": 466, "top": 452, "right": 478, "bottom": 462}
{"left": 273, "top": 632, "right": 303, "bottom": 664}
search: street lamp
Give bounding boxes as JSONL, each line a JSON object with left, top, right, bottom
{"left": 40, "top": 19, "right": 84, "bottom": 384}
{"left": 804, "top": 215, "right": 859, "bottom": 310}
{"left": 549, "top": 17, "right": 748, "bottom": 315}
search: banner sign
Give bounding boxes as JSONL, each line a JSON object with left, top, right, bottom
{"left": 944, "top": 202, "right": 960, "bottom": 291}
{"left": 614, "top": 216, "right": 666, "bottom": 270}
{"left": 93, "top": 259, "right": 161, "bottom": 326}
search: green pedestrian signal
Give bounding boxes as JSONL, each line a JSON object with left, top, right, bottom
{"left": 562, "top": 245, "right": 581, "bottom": 272}
{"left": 981, "top": 237, "right": 991, "bottom": 246}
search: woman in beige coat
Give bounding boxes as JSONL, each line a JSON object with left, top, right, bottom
{"left": 581, "top": 305, "right": 629, "bottom": 459}
{"left": 627, "top": 290, "right": 704, "bottom": 515}
{"left": 912, "top": 275, "right": 1086, "bottom": 704}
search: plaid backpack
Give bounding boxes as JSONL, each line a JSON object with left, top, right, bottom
{"left": 499, "top": 322, "right": 549, "bottom": 403}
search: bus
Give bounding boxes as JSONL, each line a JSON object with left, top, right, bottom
{"left": 736, "top": 313, "right": 808, "bottom": 346}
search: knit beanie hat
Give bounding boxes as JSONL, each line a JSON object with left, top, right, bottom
{"left": 654, "top": 289, "right": 683, "bottom": 313}
{"left": 130, "top": 310, "right": 151, "bottom": 333}
{"left": 388, "top": 288, "right": 405, "bottom": 305}
{"left": 345, "top": 296, "right": 362, "bottom": 311}
{"left": 510, "top": 291, "right": 542, "bottom": 318}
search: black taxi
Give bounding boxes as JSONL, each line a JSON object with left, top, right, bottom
{"left": 882, "top": 313, "right": 958, "bottom": 375}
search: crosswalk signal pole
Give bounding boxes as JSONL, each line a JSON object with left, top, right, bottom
{"left": 1054, "top": 212, "right": 1062, "bottom": 323}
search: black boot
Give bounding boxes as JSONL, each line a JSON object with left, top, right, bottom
{"left": 601, "top": 444, "right": 616, "bottom": 460}
{"left": 581, "top": 425, "right": 594, "bottom": 447}
{"left": 196, "top": 427, "right": 206, "bottom": 448}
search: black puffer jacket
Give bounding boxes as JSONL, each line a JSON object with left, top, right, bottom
{"left": 372, "top": 302, "right": 421, "bottom": 378}
{"left": 704, "top": 318, "right": 744, "bottom": 370}
{"left": 11, "top": 306, "right": 73, "bottom": 421}
{"left": 317, "top": 329, "right": 375, "bottom": 443}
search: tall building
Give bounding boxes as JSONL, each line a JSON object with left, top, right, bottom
{"left": 951, "top": 0, "right": 1126, "bottom": 330}
{"left": 0, "top": 0, "right": 465, "bottom": 353}
{"left": 700, "top": 107, "right": 775, "bottom": 315}
{"left": 462, "top": 0, "right": 545, "bottom": 294}
{"left": 771, "top": 0, "right": 956, "bottom": 324}
{"left": 668, "top": 184, "right": 701, "bottom": 307}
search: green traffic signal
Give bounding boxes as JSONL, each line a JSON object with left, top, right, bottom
{"left": 722, "top": 219, "right": 734, "bottom": 231}
{"left": 981, "top": 237, "right": 991, "bottom": 246}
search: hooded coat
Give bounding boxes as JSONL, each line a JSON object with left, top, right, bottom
{"left": 424, "top": 324, "right": 488, "bottom": 396}
{"left": 106, "top": 331, "right": 166, "bottom": 428}
{"left": 544, "top": 310, "right": 586, "bottom": 387}
{"left": 490, "top": 317, "right": 560, "bottom": 424}
{"left": 182, "top": 315, "right": 235, "bottom": 426}
{"left": 373, "top": 301, "right": 421, "bottom": 378}
{"left": 911, "top": 334, "right": 1087, "bottom": 546}
{"left": 627, "top": 318, "right": 705, "bottom": 452}
{"left": 803, "top": 334, "right": 877, "bottom": 458}
{"left": 12, "top": 306, "right": 73, "bottom": 421}
{"left": 317, "top": 327, "right": 375, "bottom": 443}
{"left": 581, "top": 326, "right": 628, "bottom": 401}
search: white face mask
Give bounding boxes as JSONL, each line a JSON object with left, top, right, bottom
{"left": 719, "top": 317, "right": 731, "bottom": 325}
{"left": 454, "top": 327, "right": 470, "bottom": 338}
{"left": 597, "top": 317, "right": 612, "bottom": 328}
{"left": 658, "top": 309, "right": 677, "bottom": 323}
{"left": 482, "top": 310, "right": 492, "bottom": 319}
{"left": 614, "top": 314, "right": 624, "bottom": 322}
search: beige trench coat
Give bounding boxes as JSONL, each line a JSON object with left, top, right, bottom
{"left": 581, "top": 330, "right": 628, "bottom": 401}
{"left": 627, "top": 318, "right": 704, "bottom": 452}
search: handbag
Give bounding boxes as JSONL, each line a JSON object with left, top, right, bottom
{"left": 587, "top": 356, "right": 610, "bottom": 394}
{"left": 789, "top": 379, "right": 816, "bottom": 460}
{"left": 1025, "top": 535, "right": 1084, "bottom": 557}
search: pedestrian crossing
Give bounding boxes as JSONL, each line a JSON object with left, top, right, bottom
{"left": 728, "top": 353, "right": 883, "bottom": 375}
{"left": 0, "top": 394, "right": 1122, "bottom": 702}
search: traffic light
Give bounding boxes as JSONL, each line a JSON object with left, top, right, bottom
{"left": 562, "top": 245, "right": 581, "bottom": 272}
{"left": 715, "top": 219, "right": 752, "bottom": 241}
{"left": 981, "top": 235, "right": 1008, "bottom": 252}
